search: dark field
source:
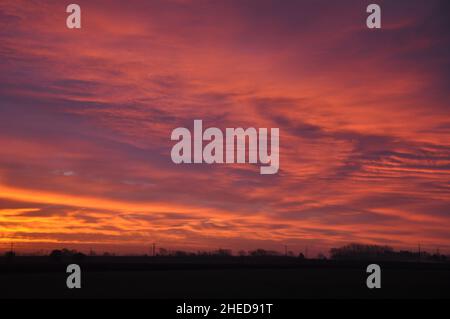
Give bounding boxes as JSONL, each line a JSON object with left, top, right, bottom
{"left": 1, "top": 257, "right": 449, "bottom": 299}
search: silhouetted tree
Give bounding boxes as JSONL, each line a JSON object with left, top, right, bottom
{"left": 249, "top": 249, "right": 279, "bottom": 257}
{"left": 49, "top": 248, "right": 80, "bottom": 261}
{"left": 330, "top": 243, "right": 394, "bottom": 260}
{"left": 4, "top": 251, "right": 15, "bottom": 261}
{"left": 158, "top": 248, "right": 168, "bottom": 256}
{"left": 317, "top": 253, "right": 327, "bottom": 260}
{"left": 173, "top": 250, "right": 188, "bottom": 257}
{"left": 73, "top": 252, "right": 86, "bottom": 262}
{"left": 49, "top": 249, "right": 63, "bottom": 261}
{"left": 4, "top": 251, "right": 15, "bottom": 257}
{"left": 213, "top": 249, "right": 232, "bottom": 257}
{"left": 238, "top": 250, "right": 247, "bottom": 257}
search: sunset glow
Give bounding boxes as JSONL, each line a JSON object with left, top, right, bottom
{"left": 1, "top": 0, "right": 449, "bottom": 255}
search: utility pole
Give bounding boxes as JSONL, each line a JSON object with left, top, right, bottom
{"left": 152, "top": 243, "right": 156, "bottom": 257}
{"left": 418, "top": 243, "right": 421, "bottom": 262}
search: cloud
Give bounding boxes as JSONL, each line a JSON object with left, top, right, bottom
{"left": 0, "top": 0, "right": 449, "bottom": 253}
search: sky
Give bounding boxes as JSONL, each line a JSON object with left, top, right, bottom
{"left": 0, "top": 0, "right": 449, "bottom": 255}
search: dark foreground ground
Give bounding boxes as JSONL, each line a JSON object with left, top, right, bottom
{"left": 1, "top": 257, "right": 449, "bottom": 299}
